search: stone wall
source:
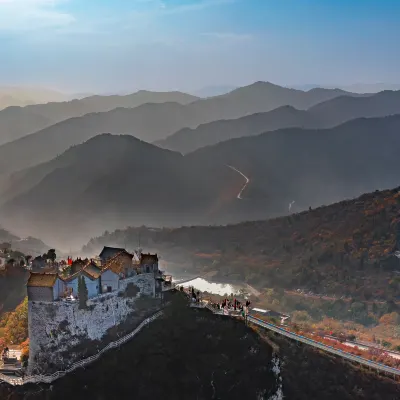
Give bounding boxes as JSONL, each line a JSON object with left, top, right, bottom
{"left": 27, "top": 286, "right": 54, "bottom": 302}
{"left": 28, "top": 274, "right": 159, "bottom": 374}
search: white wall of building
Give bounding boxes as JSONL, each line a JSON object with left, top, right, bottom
{"left": 28, "top": 273, "right": 156, "bottom": 374}
{"left": 101, "top": 269, "right": 119, "bottom": 293}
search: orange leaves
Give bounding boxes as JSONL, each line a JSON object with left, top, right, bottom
{"left": 2, "top": 297, "right": 28, "bottom": 345}
{"left": 20, "top": 338, "right": 29, "bottom": 358}
{"left": 379, "top": 312, "right": 400, "bottom": 326}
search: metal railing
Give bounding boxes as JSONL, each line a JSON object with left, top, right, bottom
{"left": 0, "top": 311, "right": 163, "bottom": 386}
{"left": 247, "top": 315, "right": 400, "bottom": 377}
{"left": 180, "top": 291, "right": 400, "bottom": 377}
{"left": 3, "top": 293, "right": 398, "bottom": 386}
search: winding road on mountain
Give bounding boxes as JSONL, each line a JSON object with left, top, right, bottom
{"left": 227, "top": 165, "right": 250, "bottom": 199}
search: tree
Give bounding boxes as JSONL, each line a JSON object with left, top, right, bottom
{"left": 78, "top": 276, "right": 88, "bottom": 309}
{"left": 292, "top": 310, "right": 312, "bottom": 326}
{"left": 46, "top": 249, "right": 57, "bottom": 263}
{"left": 3, "top": 297, "right": 28, "bottom": 344}
{"left": 379, "top": 312, "right": 400, "bottom": 326}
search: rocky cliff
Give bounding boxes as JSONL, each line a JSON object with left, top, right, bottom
{"left": 28, "top": 274, "right": 159, "bottom": 374}
{"left": 1, "top": 294, "right": 398, "bottom": 399}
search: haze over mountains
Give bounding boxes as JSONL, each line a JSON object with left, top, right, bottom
{"left": 0, "top": 227, "right": 51, "bottom": 256}
{"left": 0, "top": 134, "right": 240, "bottom": 246}
{"left": 1, "top": 80, "right": 400, "bottom": 248}
{"left": 0, "top": 81, "right": 358, "bottom": 176}
{"left": 187, "top": 114, "right": 400, "bottom": 213}
{"left": 2, "top": 114, "right": 400, "bottom": 247}
{"left": 0, "top": 90, "right": 197, "bottom": 146}
{"left": 291, "top": 83, "right": 400, "bottom": 93}
{"left": 191, "top": 85, "right": 237, "bottom": 97}
{"left": 0, "top": 87, "right": 70, "bottom": 110}
{"left": 157, "top": 90, "right": 400, "bottom": 153}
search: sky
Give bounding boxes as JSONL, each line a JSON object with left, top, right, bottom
{"left": 0, "top": 0, "right": 400, "bottom": 93}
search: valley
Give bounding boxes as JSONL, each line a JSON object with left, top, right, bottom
{"left": 83, "top": 185, "right": 400, "bottom": 313}
{"left": 156, "top": 90, "right": 400, "bottom": 154}
{"left": 1, "top": 13, "right": 400, "bottom": 394}
{"left": 2, "top": 112, "right": 400, "bottom": 246}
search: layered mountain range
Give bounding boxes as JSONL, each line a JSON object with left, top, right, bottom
{"left": 0, "top": 81, "right": 359, "bottom": 175}
{"left": 0, "top": 134, "right": 241, "bottom": 246}
{"left": 0, "top": 87, "right": 70, "bottom": 111}
{"left": 2, "top": 114, "right": 400, "bottom": 247}
{"left": 1, "top": 81, "right": 400, "bottom": 248}
{"left": 0, "top": 90, "right": 198, "bottom": 146}
{"left": 157, "top": 90, "right": 400, "bottom": 153}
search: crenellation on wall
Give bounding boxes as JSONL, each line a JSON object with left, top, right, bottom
{"left": 28, "top": 273, "right": 160, "bottom": 374}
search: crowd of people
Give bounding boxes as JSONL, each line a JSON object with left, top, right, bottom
{"left": 209, "top": 298, "right": 251, "bottom": 312}
{"left": 181, "top": 287, "right": 251, "bottom": 311}
{"left": 181, "top": 286, "right": 252, "bottom": 315}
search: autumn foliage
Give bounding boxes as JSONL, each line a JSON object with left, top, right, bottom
{"left": 0, "top": 297, "right": 28, "bottom": 351}
{"left": 84, "top": 186, "right": 400, "bottom": 304}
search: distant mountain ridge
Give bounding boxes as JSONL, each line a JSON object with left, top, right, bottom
{"left": 0, "top": 227, "right": 51, "bottom": 256}
{"left": 0, "top": 134, "right": 241, "bottom": 247}
{"left": 186, "top": 114, "right": 400, "bottom": 221}
{"left": 0, "top": 90, "right": 198, "bottom": 146}
{"left": 0, "top": 102, "right": 199, "bottom": 176}
{"left": 190, "top": 81, "right": 356, "bottom": 123}
{"left": 291, "top": 83, "right": 400, "bottom": 93}
{"left": 0, "top": 81, "right": 360, "bottom": 176}
{"left": 155, "top": 105, "right": 312, "bottom": 153}
{"left": 307, "top": 90, "right": 400, "bottom": 126}
{"left": 191, "top": 85, "right": 237, "bottom": 97}
{"left": 157, "top": 90, "right": 400, "bottom": 153}
{"left": 2, "top": 115, "right": 400, "bottom": 247}
{"left": 0, "top": 86, "right": 69, "bottom": 110}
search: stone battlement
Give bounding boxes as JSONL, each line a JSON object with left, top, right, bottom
{"left": 28, "top": 273, "right": 161, "bottom": 374}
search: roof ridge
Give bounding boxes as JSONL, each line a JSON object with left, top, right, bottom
{"left": 60, "top": 269, "right": 81, "bottom": 282}
{"left": 27, "top": 271, "right": 59, "bottom": 288}
{"left": 29, "top": 271, "right": 58, "bottom": 275}
{"left": 101, "top": 251, "right": 125, "bottom": 271}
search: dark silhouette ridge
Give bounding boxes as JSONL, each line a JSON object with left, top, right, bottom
{"left": 0, "top": 295, "right": 398, "bottom": 399}
{"left": 0, "top": 81, "right": 360, "bottom": 176}
{"left": 0, "top": 90, "right": 198, "bottom": 146}
{"left": 0, "top": 134, "right": 241, "bottom": 246}
{"left": 2, "top": 115, "right": 400, "bottom": 246}
{"left": 157, "top": 90, "right": 400, "bottom": 154}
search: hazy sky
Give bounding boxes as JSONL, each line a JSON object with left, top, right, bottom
{"left": 1, "top": 0, "right": 399, "bottom": 93}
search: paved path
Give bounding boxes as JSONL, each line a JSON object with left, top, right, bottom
{"left": 247, "top": 315, "right": 400, "bottom": 377}
{"left": 323, "top": 336, "right": 400, "bottom": 360}
{"left": 227, "top": 165, "right": 249, "bottom": 199}
{"left": 196, "top": 296, "right": 400, "bottom": 377}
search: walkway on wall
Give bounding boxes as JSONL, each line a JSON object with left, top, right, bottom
{"left": 247, "top": 315, "right": 400, "bottom": 378}
{"left": 2, "top": 292, "right": 399, "bottom": 386}
{"left": 185, "top": 292, "right": 400, "bottom": 379}
{"left": 0, "top": 311, "right": 163, "bottom": 386}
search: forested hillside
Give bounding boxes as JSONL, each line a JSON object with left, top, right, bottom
{"left": 84, "top": 186, "right": 400, "bottom": 304}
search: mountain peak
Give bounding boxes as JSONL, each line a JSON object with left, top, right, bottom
{"left": 224, "top": 81, "right": 287, "bottom": 97}
{"left": 247, "top": 81, "right": 281, "bottom": 89}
